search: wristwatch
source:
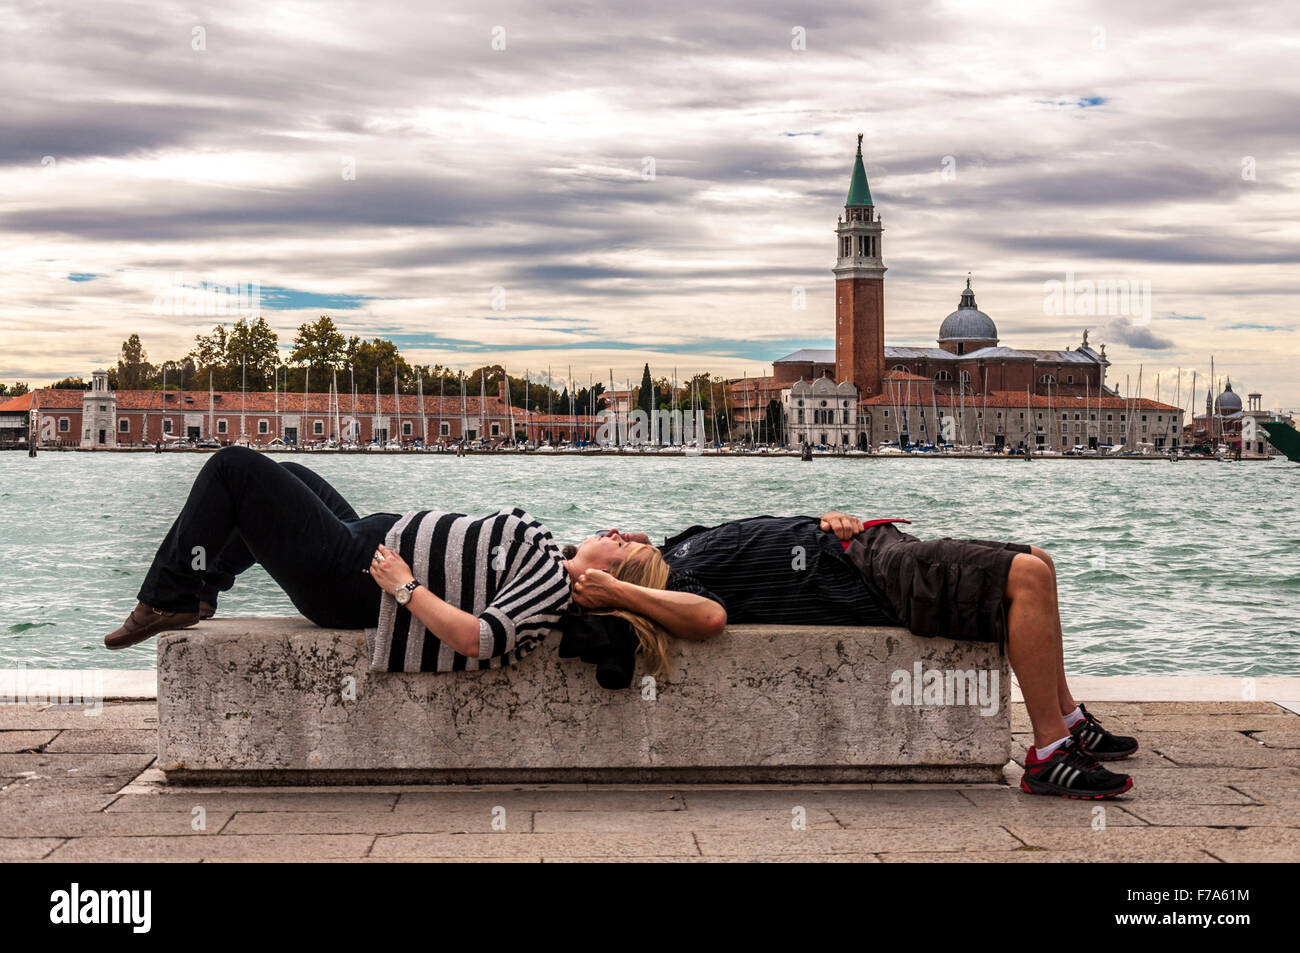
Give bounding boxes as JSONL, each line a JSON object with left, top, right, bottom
{"left": 394, "top": 580, "right": 419, "bottom": 606}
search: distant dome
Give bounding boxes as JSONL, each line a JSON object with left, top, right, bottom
{"left": 1215, "top": 381, "right": 1243, "bottom": 415}
{"left": 938, "top": 278, "right": 998, "bottom": 344}
{"left": 836, "top": 380, "right": 858, "bottom": 395}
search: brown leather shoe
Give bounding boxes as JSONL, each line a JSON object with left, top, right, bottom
{"left": 199, "top": 601, "right": 216, "bottom": 620}
{"left": 104, "top": 602, "right": 200, "bottom": 650}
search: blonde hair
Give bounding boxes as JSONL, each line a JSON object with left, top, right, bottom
{"left": 594, "top": 542, "right": 674, "bottom": 679}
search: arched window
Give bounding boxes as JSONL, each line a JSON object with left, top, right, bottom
{"left": 935, "top": 370, "right": 953, "bottom": 382}
{"left": 891, "top": 364, "right": 908, "bottom": 372}
{"left": 959, "top": 370, "right": 971, "bottom": 384}
{"left": 1039, "top": 374, "right": 1056, "bottom": 384}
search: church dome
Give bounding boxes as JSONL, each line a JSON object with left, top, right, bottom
{"left": 1215, "top": 381, "right": 1243, "bottom": 415}
{"left": 938, "top": 278, "right": 998, "bottom": 344}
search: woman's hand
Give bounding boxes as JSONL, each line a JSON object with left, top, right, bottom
{"left": 572, "top": 568, "right": 625, "bottom": 609}
{"left": 368, "top": 543, "right": 416, "bottom": 594}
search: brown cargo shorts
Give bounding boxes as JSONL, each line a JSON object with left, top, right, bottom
{"left": 843, "top": 523, "right": 1032, "bottom": 643}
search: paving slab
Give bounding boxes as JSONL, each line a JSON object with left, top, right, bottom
{"left": 532, "top": 808, "right": 841, "bottom": 832}
{"left": 0, "top": 702, "right": 158, "bottom": 730}
{"left": 1006, "top": 825, "right": 1300, "bottom": 859}
{"left": 0, "top": 752, "right": 156, "bottom": 778}
{"left": 0, "top": 837, "right": 66, "bottom": 860}
{"left": 1120, "top": 802, "right": 1300, "bottom": 827}
{"left": 45, "top": 833, "right": 375, "bottom": 861}
{"left": 106, "top": 791, "right": 400, "bottom": 813}
{"left": 0, "top": 730, "right": 59, "bottom": 752}
{"left": 224, "top": 811, "right": 522, "bottom": 834}
{"left": 677, "top": 787, "right": 971, "bottom": 810}
{"left": 0, "top": 811, "right": 236, "bottom": 837}
{"left": 44, "top": 729, "right": 158, "bottom": 753}
{"left": 1251, "top": 730, "right": 1300, "bottom": 749}
{"left": 394, "top": 789, "right": 688, "bottom": 813}
{"left": 830, "top": 803, "right": 1147, "bottom": 829}
{"left": 878, "top": 849, "right": 1221, "bottom": 862}
{"left": 370, "top": 832, "right": 700, "bottom": 859}
{"left": 694, "top": 827, "right": 1020, "bottom": 855}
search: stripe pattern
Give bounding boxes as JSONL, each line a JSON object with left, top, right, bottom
{"left": 363, "top": 508, "right": 571, "bottom": 672}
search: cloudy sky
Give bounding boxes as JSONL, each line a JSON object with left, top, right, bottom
{"left": 4, "top": 0, "right": 1298, "bottom": 406}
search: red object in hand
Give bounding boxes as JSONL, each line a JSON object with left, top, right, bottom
{"left": 840, "top": 517, "right": 911, "bottom": 550}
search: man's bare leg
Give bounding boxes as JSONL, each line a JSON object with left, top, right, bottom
{"left": 1004, "top": 553, "right": 1071, "bottom": 749}
{"left": 1027, "top": 546, "right": 1078, "bottom": 717}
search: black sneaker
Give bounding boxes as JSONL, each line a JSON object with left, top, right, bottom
{"left": 1019, "top": 735, "right": 1133, "bottom": 799}
{"left": 1070, "top": 703, "right": 1139, "bottom": 761}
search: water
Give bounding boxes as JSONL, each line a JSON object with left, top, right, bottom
{"left": 1, "top": 451, "right": 1297, "bottom": 675}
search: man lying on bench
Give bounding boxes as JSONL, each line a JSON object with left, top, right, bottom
{"left": 571, "top": 511, "right": 1138, "bottom": 800}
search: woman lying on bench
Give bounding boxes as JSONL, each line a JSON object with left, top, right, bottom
{"left": 104, "top": 446, "right": 713, "bottom": 675}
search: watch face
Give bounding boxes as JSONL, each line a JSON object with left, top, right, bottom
{"left": 395, "top": 587, "right": 410, "bottom": 605}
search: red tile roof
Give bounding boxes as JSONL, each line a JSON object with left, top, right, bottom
{"left": 861, "top": 389, "right": 1182, "bottom": 411}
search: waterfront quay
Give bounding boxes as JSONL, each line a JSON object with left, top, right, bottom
{"left": 2, "top": 678, "right": 1297, "bottom": 862}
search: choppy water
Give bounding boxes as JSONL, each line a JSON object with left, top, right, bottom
{"left": 1, "top": 451, "right": 1297, "bottom": 675}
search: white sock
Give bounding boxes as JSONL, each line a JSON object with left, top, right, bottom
{"left": 1034, "top": 735, "right": 1071, "bottom": 760}
{"left": 1063, "top": 705, "right": 1086, "bottom": 729}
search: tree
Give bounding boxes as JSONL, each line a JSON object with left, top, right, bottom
{"left": 188, "top": 325, "right": 230, "bottom": 389}
{"left": 638, "top": 363, "right": 654, "bottom": 418}
{"left": 343, "top": 337, "right": 412, "bottom": 394}
{"left": 2, "top": 382, "right": 30, "bottom": 396}
{"left": 227, "top": 317, "right": 280, "bottom": 390}
{"left": 289, "top": 315, "right": 347, "bottom": 384}
{"left": 50, "top": 377, "right": 88, "bottom": 390}
{"left": 117, "top": 334, "right": 156, "bottom": 389}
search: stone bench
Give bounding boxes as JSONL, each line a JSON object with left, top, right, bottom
{"left": 156, "top": 618, "right": 1010, "bottom": 785}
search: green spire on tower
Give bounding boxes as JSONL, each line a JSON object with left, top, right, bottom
{"left": 845, "top": 133, "right": 873, "bottom": 207}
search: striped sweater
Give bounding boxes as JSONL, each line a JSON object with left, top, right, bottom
{"left": 363, "top": 508, "right": 572, "bottom": 672}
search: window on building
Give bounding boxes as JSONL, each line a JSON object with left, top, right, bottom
{"left": 1067, "top": 375, "right": 1074, "bottom": 384}
{"left": 314, "top": 421, "right": 324, "bottom": 435}
{"left": 891, "top": 365, "right": 907, "bottom": 372}
{"left": 258, "top": 420, "right": 269, "bottom": 434}
{"left": 403, "top": 422, "right": 412, "bottom": 436}
{"left": 119, "top": 418, "right": 129, "bottom": 432}
{"left": 217, "top": 419, "right": 228, "bottom": 434}
{"left": 58, "top": 418, "right": 69, "bottom": 432}
{"left": 491, "top": 423, "right": 500, "bottom": 436}
{"left": 163, "top": 419, "right": 173, "bottom": 434}
{"left": 99, "top": 404, "right": 107, "bottom": 412}
{"left": 440, "top": 422, "right": 450, "bottom": 436}
{"left": 960, "top": 370, "right": 971, "bottom": 384}
{"left": 842, "top": 409, "right": 849, "bottom": 424}
{"left": 935, "top": 370, "right": 953, "bottom": 382}
{"left": 1039, "top": 375, "right": 1055, "bottom": 384}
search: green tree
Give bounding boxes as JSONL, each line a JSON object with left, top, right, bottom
{"left": 227, "top": 317, "right": 281, "bottom": 390}
{"left": 289, "top": 315, "right": 347, "bottom": 385}
{"left": 638, "top": 363, "right": 654, "bottom": 418}
{"left": 342, "top": 337, "right": 412, "bottom": 395}
{"left": 188, "top": 325, "right": 230, "bottom": 389}
{"left": 3, "top": 382, "right": 31, "bottom": 396}
{"left": 116, "top": 334, "right": 156, "bottom": 390}
{"left": 51, "top": 377, "right": 88, "bottom": 390}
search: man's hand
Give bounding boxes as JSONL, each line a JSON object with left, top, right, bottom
{"left": 604, "top": 528, "right": 651, "bottom": 545}
{"left": 573, "top": 568, "right": 625, "bottom": 609}
{"left": 819, "top": 511, "right": 863, "bottom": 540}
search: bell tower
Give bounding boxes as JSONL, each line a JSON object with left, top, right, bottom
{"left": 833, "top": 134, "right": 886, "bottom": 396}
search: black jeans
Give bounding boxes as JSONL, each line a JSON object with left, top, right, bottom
{"left": 137, "top": 446, "right": 400, "bottom": 627}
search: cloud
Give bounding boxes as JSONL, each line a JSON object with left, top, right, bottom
{"left": 1, "top": 0, "right": 1298, "bottom": 406}
{"left": 1105, "top": 316, "right": 1174, "bottom": 350}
